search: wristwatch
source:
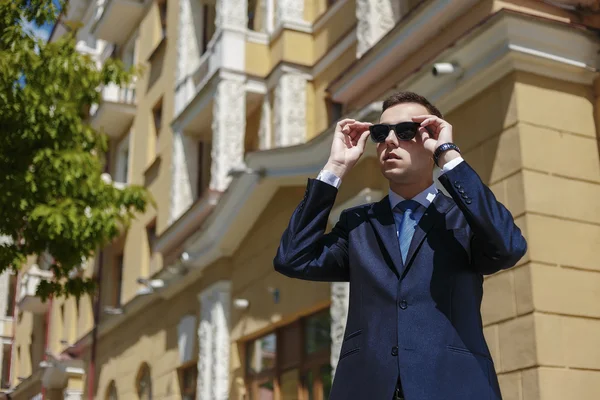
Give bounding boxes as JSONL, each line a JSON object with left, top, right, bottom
{"left": 433, "top": 143, "right": 461, "bottom": 167}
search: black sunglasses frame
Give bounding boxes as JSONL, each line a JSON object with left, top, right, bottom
{"left": 369, "top": 122, "right": 423, "bottom": 143}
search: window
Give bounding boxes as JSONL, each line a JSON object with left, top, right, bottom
{"left": 152, "top": 99, "right": 163, "bottom": 156}
{"left": 6, "top": 273, "right": 17, "bottom": 317}
{"left": 114, "top": 133, "right": 130, "bottom": 184}
{"left": 146, "top": 220, "right": 156, "bottom": 256}
{"left": 146, "top": 220, "right": 157, "bottom": 273}
{"left": 201, "top": 4, "right": 216, "bottom": 53}
{"left": 113, "top": 254, "right": 124, "bottom": 307}
{"left": 247, "top": 0, "right": 257, "bottom": 30}
{"left": 136, "top": 363, "right": 153, "bottom": 400}
{"left": 106, "top": 381, "right": 118, "bottom": 400}
{"left": 158, "top": 0, "right": 168, "bottom": 38}
{"left": 245, "top": 309, "right": 332, "bottom": 400}
{"left": 196, "top": 141, "right": 211, "bottom": 198}
{"left": 326, "top": 99, "right": 343, "bottom": 126}
{"left": 178, "top": 362, "right": 197, "bottom": 400}
{"left": 1, "top": 344, "right": 11, "bottom": 389}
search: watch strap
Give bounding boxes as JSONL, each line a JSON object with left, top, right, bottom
{"left": 433, "top": 143, "right": 460, "bottom": 167}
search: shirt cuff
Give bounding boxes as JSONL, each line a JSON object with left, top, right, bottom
{"left": 440, "top": 156, "right": 464, "bottom": 174}
{"left": 316, "top": 169, "right": 341, "bottom": 189}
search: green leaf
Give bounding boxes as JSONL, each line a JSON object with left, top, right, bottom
{"left": 0, "top": 0, "right": 149, "bottom": 298}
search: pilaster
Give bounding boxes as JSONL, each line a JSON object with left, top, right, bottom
{"left": 197, "top": 281, "right": 232, "bottom": 400}
{"left": 275, "top": 0, "right": 305, "bottom": 28}
{"left": 210, "top": 78, "right": 246, "bottom": 192}
{"left": 355, "top": 0, "right": 400, "bottom": 57}
{"left": 216, "top": 0, "right": 248, "bottom": 31}
{"left": 169, "top": 131, "right": 198, "bottom": 223}
{"left": 273, "top": 73, "right": 307, "bottom": 147}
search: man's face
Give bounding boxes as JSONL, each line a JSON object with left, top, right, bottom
{"left": 376, "top": 102, "right": 434, "bottom": 184}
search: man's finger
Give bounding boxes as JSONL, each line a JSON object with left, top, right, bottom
{"left": 411, "top": 115, "right": 435, "bottom": 122}
{"left": 337, "top": 118, "right": 356, "bottom": 130}
{"left": 358, "top": 130, "right": 371, "bottom": 147}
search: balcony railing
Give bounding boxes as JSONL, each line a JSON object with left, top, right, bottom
{"left": 92, "top": 0, "right": 148, "bottom": 46}
{"left": 90, "top": 82, "right": 136, "bottom": 137}
{"left": 17, "top": 266, "right": 53, "bottom": 314}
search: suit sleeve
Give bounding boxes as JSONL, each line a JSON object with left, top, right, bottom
{"left": 438, "top": 161, "right": 527, "bottom": 275}
{"left": 273, "top": 178, "right": 349, "bottom": 282}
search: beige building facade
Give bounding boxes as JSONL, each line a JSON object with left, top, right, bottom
{"left": 2, "top": 0, "right": 600, "bottom": 399}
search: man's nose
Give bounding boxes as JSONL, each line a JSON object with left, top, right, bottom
{"left": 385, "top": 130, "right": 398, "bottom": 147}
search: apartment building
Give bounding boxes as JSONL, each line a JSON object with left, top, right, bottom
{"left": 3, "top": 0, "right": 600, "bottom": 399}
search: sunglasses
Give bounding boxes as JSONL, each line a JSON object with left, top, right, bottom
{"left": 369, "top": 122, "right": 423, "bottom": 143}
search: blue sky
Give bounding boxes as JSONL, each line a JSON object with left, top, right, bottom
{"left": 21, "top": 0, "right": 61, "bottom": 42}
{"left": 22, "top": 19, "right": 53, "bottom": 42}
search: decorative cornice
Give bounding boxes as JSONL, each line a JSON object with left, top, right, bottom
{"left": 397, "top": 11, "right": 600, "bottom": 114}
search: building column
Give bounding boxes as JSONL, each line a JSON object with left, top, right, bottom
{"left": 216, "top": 0, "right": 248, "bottom": 31}
{"left": 275, "top": 0, "right": 306, "bottom": 29}
{"left": 197, "top": 281, "right": 231, "bottom": 400}
{"left": 210, "top": 78, "right": 246, "bottom": 192}
{"left": 273, "top": 72, "right": 308, "bottom": 147}
{"left": 169, "top": 131, "right": 198, "bottom": 223}
{"left": 258, "top": 97, "right": 272, "bottom": 150}
{"left": 355, "top": 0, "right": 400, "bottom": 57}
{"left": 174, "top": 0, "right": 204, "bottom": 116}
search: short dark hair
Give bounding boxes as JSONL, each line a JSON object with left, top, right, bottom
{"left": 382, "top": 91, "right": 443, "bottom": 118}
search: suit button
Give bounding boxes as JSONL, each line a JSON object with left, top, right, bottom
{"left": 458, "top": 188, "right": 465, "bottom": 194}
{"left": 391, "top": 346, "right": 398, "bottom": 356}
{"left": 465, "top": 198, "right": 472, "bottom": 204}
{"left": 454, "top": 181, "right": 462, "bottom": 188}
{"left": 399, "top": 300, "right": 407, "bottom": 310}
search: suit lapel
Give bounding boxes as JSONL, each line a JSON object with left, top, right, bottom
{"left": 401, "top": 193, "right": 454, "bottom": 279}
{"left": 368, "top": 197, "right": 403, "bottom": 277}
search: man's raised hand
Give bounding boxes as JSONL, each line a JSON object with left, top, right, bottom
{"left": 324, "top": 119, "right": 372, "bottom": 179}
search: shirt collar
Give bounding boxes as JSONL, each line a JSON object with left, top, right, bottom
{"left": 388, "top": 183, "right": 438, "bottom": 210}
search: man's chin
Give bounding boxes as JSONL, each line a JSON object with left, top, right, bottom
{"left": 380, "top": 165, "right": 410, "bottom": 181}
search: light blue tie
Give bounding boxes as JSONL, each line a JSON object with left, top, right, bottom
{"left": 395, "top": 200, "right": 422, "bottom": 264}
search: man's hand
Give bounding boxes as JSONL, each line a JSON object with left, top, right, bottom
{"left": 324, "top": 118, "right": 372, "bottom": 179}
{"left": 412, "top": 114, "right": 460, "bottom": 166}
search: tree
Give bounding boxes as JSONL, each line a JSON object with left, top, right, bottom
{"left": 0, "top": 0, "right": 151, "bottom": 299}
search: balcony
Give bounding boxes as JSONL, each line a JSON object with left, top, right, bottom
{"left": 90, "top": 83, "right": 136, "bottom": 137}
{"left": 92, "top": 0, "right": 148, "bottom": 46}
{"left": 17, "top": 266, "right": 53, "bottom": 314}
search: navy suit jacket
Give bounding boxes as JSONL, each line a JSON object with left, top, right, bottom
{"left": 274, "top": 161, "right": 527, "bottom": 400}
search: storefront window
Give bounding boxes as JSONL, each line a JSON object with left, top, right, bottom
{"left": 247, "top": 332, "right": 277, "bottom": 374}
{"left": 245, "top": 309, "right": 332, "bottom": 400}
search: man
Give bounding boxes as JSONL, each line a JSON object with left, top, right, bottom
{"left": 273, "top": 92, "right": 527, "bottom": 399}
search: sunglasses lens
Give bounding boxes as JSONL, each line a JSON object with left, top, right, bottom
{"left": 396, "top": 129, "right": 416, "bottom": 140}
{"left": 369, "top": 125, "right": 389, "bottom": 142}
{"left": 395, "top": 122, "right": 419, "bottom": 140}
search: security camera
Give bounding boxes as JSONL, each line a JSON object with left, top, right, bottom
{"left": 432, "top": 62, "right": 461, "bottom": 77}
